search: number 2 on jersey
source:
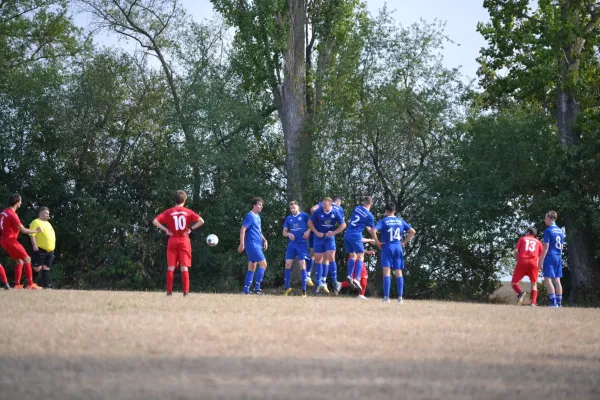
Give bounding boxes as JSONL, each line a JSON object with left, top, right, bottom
{"left": 350, "top": 215, "right": 360, "bottom": 227}
{"left": 387, "top": 227, "right": 401, "bottom": 241}
{"left": 173, "top": 215, "right": 186, "bottom": 231}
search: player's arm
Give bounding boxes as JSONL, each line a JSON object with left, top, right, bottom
{"left": 402, "top": 228, "right": 416, "bottom": 247}
{"left": 308, "top": 219, "right": 323, "bottom": 238}
{"left": 369, "top": 227, "right": 382, "bottom": 248}
{"left": 513, "top": 239, "right": 520, "bottom": 258}
{"left": 238, "top": 226, "right": 247, "bottom": 253}
{"left": 19, "top": 224, "right": 41, "bottom": 235}
{"left": 310, "top": 204, "right": 319, "bottom": 213}
{"left": 539, "top": 242, "right": 549, "bottom": 269}
{"left": 283, "top": 227, "right": 295, "bottom": 241}
{"left": 362, "top": 237, "right": 376, "bottom": 244}
{"left": 190, "top": 216, "right": 204, "bottom": 231}
{"left": 262, "top": 234, "right": 268, "bottom": 250}
{"left": 152, "top": 218, "right": 172, "bottom": 236}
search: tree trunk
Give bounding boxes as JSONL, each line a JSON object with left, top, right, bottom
{"left": 277, "top": 0, "right": 306, "bottom": 202}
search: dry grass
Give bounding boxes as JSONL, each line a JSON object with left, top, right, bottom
{"left": 1, "top": 290, "right": 599, "bottom": 400}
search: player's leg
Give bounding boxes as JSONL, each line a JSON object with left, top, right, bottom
{"left": 352, "top": 251, "right": 365, "bottom": 291}
{"left": 42, "top": 252, "right": 54, "bottom": 289}
{"left": 528, "top": 264, "right": 539, "bottom": 306}
{"left": 298, "top": 258, "right": 307, "bottom": 296}
{"left": 358, "top": 274, "right": 368, "bottom": 299}
{"left": 180, "top": 242, "right": 192, "bottom": 296}
{"left": 0, "top": 264, "right": 8, "bottom": 290}
{"left": 306, "top": 232, "right": 315, "bottom": 286}
{"left": 284, "top": 258, "right": 294, "bottom": 296}
{"left": 326, "top": 248, "right": 340, "bottom": 294}
{"left": 382, "top": 266, "right": 391, "bottom": 303}
{"left": 395, "top": 254, "right": 405, "bottom": 303}
{"left": 543, "top": 257, "right": 558, "bottom": 307}
{"left": 554, "top": 257, "right": 563, "bottom": 306}
{"left": 166, "top": 244, "right": 178, "bottom": 295}
{"left": 22, "top": 254, "right": 40, "bottom": 289}
{"left": 511, "top": 262, "right": 527, "bottom": 305}
{"left": 345, "top": 237, "right": 357, "bottom": 283}
{"left": 243, "top": 261, "right": 257, "bottom": 294}
{"left": 8, "top": 240, "right": 38, "bottom": 289}
{"left": 253, "top": 259, "right": 267, "bottom": 294}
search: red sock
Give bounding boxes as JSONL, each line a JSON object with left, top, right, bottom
{"left": 24, "top": 263, "right": 33, "bottom": 286}
{"left": 181, "top": 270, "right": 190, "bottom": 294}
{"left": 360, "top": 277, "right": 367, "bottom": 296}
{"left": 341, "top": 281, "right": 350, "bottom": 289}
{"left": 531, "top": 290, "right": 538, "bottom": 305}
{"left": 0, "top": 264, "right": 7, "bottom": 283}
{"left": 14, "top": 264, "right": 23, "bottom": 286}
{"left": 166, "top": 270, "right": 174, "bottom": 293}
{"left": 511, "top": 282, "right": 522, "bottom": 294}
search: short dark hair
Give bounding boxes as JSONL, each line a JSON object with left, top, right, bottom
{"left": 8, "top": 193, "right": 21, "bottom": 207}
{"left": 384, "top": 202, "right": 396, "bottom": 212}
{"left": 39, "top": 206, "right": 49, "bottom": 213}
{"left": 174, "top": 190, "right": 187, "bottom": 205}
{"left": 546, "top": 210, "right": 557, "bottom": 220}
{"left": 361, "top": 196, "right": 373, "bottom": 206}
{"left": 526, "top": 227, "right": 537, "bottom": 236}
{"left": 251, "top": 197, "right": 263, "bottom": 207}
{"left": 289, "top": 200, "right": 298, "bottom": 206}
{"left": 332, "top": 196, "right": 342, "bottom": 203}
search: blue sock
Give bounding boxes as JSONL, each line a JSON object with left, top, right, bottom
{"left": 314, "top": 263, "right": 322, "bottom": 286}
{"left": 354, "top": 259, "right": 363, "bottom": 279}
{"left": 301, "top": 269, "right": 307, "bottom": 291}
{"left": 549, "top": 293, "right": 556, "bottom": 305}
{"left": 347, "top": 258, "right": 355, "bottom": 276}
{"left": 284, "top": 268, "right": 291, "bottom": 289}
{"left": 396, "top": 276, "right": 404, "bottom": 298}
{"left": 383, "top": 276, "right": 391, "bottom": 298}
{"left": 254, "top": 267, "right": 265, "bottom": 291}
{"left": 243, "top": 270, "right": 254, "bottom": 294}
{"left": 321, "top": 263, "right": 328, "bottom": 284}
{"left": 329, "top": 261, "right": 338, "bottom": 283}
{"left": 306, "top": 258, "right": 314, "bottom": 274}
{"left": 556, "top": 295, "right": 562, "bottom": 306}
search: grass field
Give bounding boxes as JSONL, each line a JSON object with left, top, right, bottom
{"left": 1, "top": 290, "right": 599, "bottom": 400}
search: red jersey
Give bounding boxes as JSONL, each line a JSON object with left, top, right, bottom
{"left": 516, "top": 235, "right": 542, "bottom": 262}
{"left": 155, "top": 207, "right": 200, "bottom": 238}
{"left": 0, "top": 208, "right": 22, "bottom": 241}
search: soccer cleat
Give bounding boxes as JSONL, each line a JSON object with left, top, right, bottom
{"left": 346, "top": 275, "right": 354, "bottom": 286}
{"left": 305, "top": 277, "right": 314, "bottom": 287}
{"left": 357, "top": 295, "right": 367, "bottom": 300}
{"left": 166, "top": 292, "right": 172, "bottom": 296}
{"left": 382, "top": 297, "right": 391, "bottom": 303}
{"left": 530, "top": 303, "right": 537, "bottom": 307}
{"left": 13, "top": 285, "right": 24, "bottom": 290}
{"left": 301, "top": 290, "right": 307, "bottom": 297}
{"left": 548, "top": 304, "right": 559, "bottom": 308}
{"left": 284, "top": 288, "right": 293, "bottom": 296}
{"left": 398, "top": 297, "right": 403, "bottom": 304}
{"left": 517, "top": 291, "right": 526, "bottom": 305}
{"left": 183, "top": 293, "right": 188, "bottom": 297}
{"left": 252, "top": 289, "right": 263, "bottom": 295}
{"left": 3, "top": 282, "right": 9, "bottom": 290}
{"left": 320, "top": 284, "right": 330, "bottom": 294}
{"left": 27, "top": 283, "right": 42, "bottom": 290}
{"left": 334, "top": 281, "right": 342, "bottom": 294}
{"left": 352, "top": 279, "right": 362, "bottom": 291}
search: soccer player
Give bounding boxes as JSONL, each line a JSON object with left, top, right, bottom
{"left": 340, "top": 241, "right": 376, "bottom": 299}
{"left": 308, "top": 197, "right": 346, "bottom": 294}
{"left": 239, "top": 197, "right": 268, "bottom": 295}
{"left": 29, "top": 207, "right": 56, "bottom": 289}
{"left": 343, "top": 196, "right": 375, "bottom": 291}
{"left": 153, "top": 190, "right": 204, "bottom": 296}
{"left": 282, "top": 200, "right": 310, "bottom": 296}
{"left": 511, "top": 227, "right": 543, "bottom": 306}
{"left": 0, "top": 193, "right": 42, "bottom": 289}
{"left": 539, "top": 210, "right": 565, "bottom": 307}
{"left": 370, "top": 202, "right": 416, "bottom": 303}
{"left": 0, "top": 263, "right": 8, "bottom": 290}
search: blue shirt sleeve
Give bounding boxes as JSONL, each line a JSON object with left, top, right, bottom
{"left": 310, "top": 212, "right": 318, "bottom": 224}
{"left": 283, "top": 216, "right": 290, "bottom": 229}
{"left": 375, "top": 219, "right": 384, "bottom": 231}
{"left": 335, "top": 210, "right": 345, "bottom": 224}
{"left": 543, "top": 228, "right": 550, "bottom": 243}
{"left": 242, "top": 213, "right": 253, "bottom": 229}
{"left": 402, "top": 220, "right": 412, "bottom": 233}
{"left": 367, "top": 212, "right": 375, "bottom": 228}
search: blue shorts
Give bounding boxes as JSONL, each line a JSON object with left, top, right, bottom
{"left": 344, "top": 237, "right": 364, "bottom": 254}
{"left": 314, "top": 236, "right": 336, "bottom": 253}
{"left": 543, "top": 254, "right": 562, "bottom": 279}
{"left": 245, "top": 245, "right": 265, "bottom": 263}
{"left": 381, "top": 245, "right": 404, "bottom": 270}
{"left": 285, "top": 242, "right": 309, "bottom": 260}
{"left": 308, "top": 231, "right": 315, "bottom": 249}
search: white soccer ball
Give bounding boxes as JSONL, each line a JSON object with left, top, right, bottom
{"left": 206, "top": 234, "right": 219, "bottom": 247}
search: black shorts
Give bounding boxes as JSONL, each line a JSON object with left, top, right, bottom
{"left": 33, "top": 250, "right": 54, "bottom": 268}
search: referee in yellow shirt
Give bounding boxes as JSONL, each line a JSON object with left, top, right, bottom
{"left": 29, "top": 207, "right": 56, "bottom": 289}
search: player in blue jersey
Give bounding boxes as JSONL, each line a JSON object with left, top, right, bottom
{"left": 308, "top": 197, "right": 346, "bottom": 294}
{"left": 539, "top": 210, "right": 565, "bottom": 307}
{"left": 282, "top": 200, "right": 311, "bottom": 297}
{"left": 343, "top": 196, "right": 375, "bottom": 291}
{"left": 310, "top": 196, "right": 345, "bottom": 292}
{"left": 238, "top": 197, "right": 268, "bottom": 294}
{"left": 370, "top": 202, "right": 416, "bottom": 303}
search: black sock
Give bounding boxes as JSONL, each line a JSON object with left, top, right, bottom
{"left": 43, "top": 270, "right": 52, "bottom": 288}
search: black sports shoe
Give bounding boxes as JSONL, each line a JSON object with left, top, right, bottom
{"left": 252, "top": 289, "right": 263, "bottom": 295}
{"left": 166, "top": 292, "right": 172, "bottom": 296}
{"left": 183, "top": 293, "right": 188, "bottom": 297}
{"left": 3, "top": 282, "right": 10, "bottom": 290}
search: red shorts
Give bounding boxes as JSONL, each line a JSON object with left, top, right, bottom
{"left": 166, "top": 238, "right": 192, "bottom": 267}
{"left": 512, "top": 259, "right": 539, "bottom": 284}
{"left": 0, "top": 238, "right": 28, "bottom": 261}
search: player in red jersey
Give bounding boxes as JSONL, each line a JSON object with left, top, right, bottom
{"left": 340, "top": 239, "right": 376, "bottom": 299}
{"left": 152, "top": 190, "right": 204, "bottom": 296}
{"left": 0, "top": 193, "right": 42, "bottom": 289}
{"left": 512, "top": 227, "right": 543, "bottom": 306}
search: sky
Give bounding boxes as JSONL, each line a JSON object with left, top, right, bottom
{"left": 75, "top": 0, "right": 491, "bottom": 83}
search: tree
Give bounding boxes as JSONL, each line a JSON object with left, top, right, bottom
{"left": 477, "top": 0, "right": 600, "bottom": 300}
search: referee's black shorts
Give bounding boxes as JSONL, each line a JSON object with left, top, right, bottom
{"left": 33, "top": 249, "right": 54, "bottom": 268}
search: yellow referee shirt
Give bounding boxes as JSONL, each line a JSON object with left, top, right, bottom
{"left": 29, "top": 219, "right": 56, "bottom": 252}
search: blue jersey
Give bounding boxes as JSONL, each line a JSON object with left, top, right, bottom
{"left": 317, "top": 202, "right": 345, "bottom": 220}
{"left": 284, "top": 212, "right": 310, "bottom": 244}
{"left": 344, "top": 205, "right": 375, "bottom": 240}
{"left": 543, "top": 224, "right": 564, "bottom": 256}
{"left": 310, "top": 208, "right": 345, "bottom": 234}
{"left": 242, "top": 211, "right": 263, "bottom": 247}
{"left": 375, "top": 216, "right": 412, "bottom": 247}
